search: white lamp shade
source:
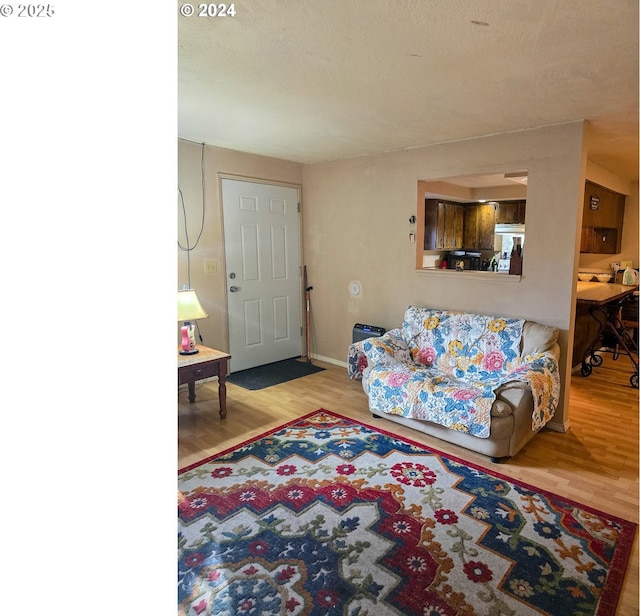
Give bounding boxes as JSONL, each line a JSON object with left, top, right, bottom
{"left": 178, "top": 289, "right": 208, "bottom": 321}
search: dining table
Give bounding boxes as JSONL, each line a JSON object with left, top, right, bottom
{"left": 575, "top": 281, "right": 638, "bottom": 388}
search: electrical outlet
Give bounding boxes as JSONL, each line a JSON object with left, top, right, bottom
{"left": 204, "top": 259, "right": 218, "bottom": 274}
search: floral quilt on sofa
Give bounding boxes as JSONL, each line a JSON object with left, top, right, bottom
{"left": 348, "top": 306, "right": 560, "bottom": 438}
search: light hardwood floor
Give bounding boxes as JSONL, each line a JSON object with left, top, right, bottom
{"left": 178, "top": 353, "right": 639, "bottom": 614}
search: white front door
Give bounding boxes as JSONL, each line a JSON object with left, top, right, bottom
{"left": 222, "top": 179, "right": 302, "bottom": 372}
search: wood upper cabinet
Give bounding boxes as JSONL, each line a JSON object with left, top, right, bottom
{"left": 581, "top": 227, "right": 619, "bottom": 254}
{"left": 495, "top": 200, "right": 526, "bottom": 224}
{"left": 463, "top": 203, "right": 496, "bottom": 250}
{"left": 581, "top": 181, "right": 625, "bottom": 253}
{"left": 445, "top": 203, "right": 464, "bottom": 249}
{"left": 424, "top": 199, "right": 445, "bottom": 250}
{"left": 424, "top": 200, "right": 464, "bottom": 250}
{"left": 582, "top": 182, "right": 622, "bottom": 228}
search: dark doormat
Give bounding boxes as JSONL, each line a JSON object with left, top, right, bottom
{"left": 227, "top": 358, "right": 325, "bottom": 390}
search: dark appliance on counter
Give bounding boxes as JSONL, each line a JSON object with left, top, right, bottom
{"left": 446, "top": 251, "right": 482, "bottom": 271}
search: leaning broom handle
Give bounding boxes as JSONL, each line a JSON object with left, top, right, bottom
{"left": 306, "top": 289, "right": 311, "bottom": 362}
{"left": 303, "top": 266, "right": 309, "bottom": 360}
{"left": 304, "top": 266, "right": 312, "bottom": 362}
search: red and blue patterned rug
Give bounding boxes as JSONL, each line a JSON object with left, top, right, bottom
{"left": 178, "top": 410, "right": 636, "bottom": 615}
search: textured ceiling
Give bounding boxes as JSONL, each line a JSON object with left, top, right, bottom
{"left": 178, "top": 0, "right": 639, "bottom": 180}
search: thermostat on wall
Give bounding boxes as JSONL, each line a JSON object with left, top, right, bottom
{"left": 349, "top": 281, "right": 361, "bottom": 295}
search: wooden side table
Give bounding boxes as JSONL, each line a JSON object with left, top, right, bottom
{"left": 178, "top": 345, "right": 231, "bottom": 418}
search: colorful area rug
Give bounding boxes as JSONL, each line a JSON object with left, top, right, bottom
{"left": 178, "top": 410, "right": 635, "bottom": 615}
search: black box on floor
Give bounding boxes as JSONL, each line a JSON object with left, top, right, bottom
{"left": 352, "top": 323, "right": 386, "bottom": 343}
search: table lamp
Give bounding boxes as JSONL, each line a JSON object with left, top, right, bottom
{"left": 178, "top": 288, "right": 208, "bottom": 354}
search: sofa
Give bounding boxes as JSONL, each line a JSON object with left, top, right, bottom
{"left": 348, "top": 306, "right": 561, "bottom": 462}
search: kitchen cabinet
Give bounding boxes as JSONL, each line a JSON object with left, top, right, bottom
{"left": 495, "top": 200, "right": 526, "bottom": 224}
{"left": 463, "top": 203, "right": 496, "bottom": 250}
{"left": 424, "top": 200, "right": 464, "bottom": 250}
{"left": 580, "top": 181, "right": 625, "bottom": 253}
{"left": 581, "top": 227, "right": 619, "bottom": 254}
{"left": 445, "top": 203, "right": 464, "bottom": 249}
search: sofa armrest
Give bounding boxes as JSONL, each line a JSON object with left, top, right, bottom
{"left": 499, "top": 350, "right": 561, "bottom": 431}
{"left": 363, "top": 328, "right": 410, "bottom": 366}
{"left": 347, "top": 328, "right": 406, "bottom": 380}
{"left": 348, "top": 340, "right": 369, "bottom": 380}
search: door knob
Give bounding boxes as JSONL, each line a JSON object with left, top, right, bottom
{"left": 229, "top": 286, "right": 239, "bottom": 292}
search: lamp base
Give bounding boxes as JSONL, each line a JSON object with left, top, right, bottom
{"left": 179, "top": 348, "right": 200, "bottom": 355}
{"left": 180, "top": 322, "right": 198, "bottom": 355}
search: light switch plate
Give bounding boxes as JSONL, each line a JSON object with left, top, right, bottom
{"left": 204, "top": 259, "right": 218, "bottom": 274}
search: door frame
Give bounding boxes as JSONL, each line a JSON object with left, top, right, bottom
{"left": 218, "top": 173, "right": 305, "bottom": 367}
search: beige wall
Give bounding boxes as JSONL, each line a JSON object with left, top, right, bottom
{"left": 303, "top": 121, "right": 592, "bottom": 431}
{"left": 178, "top": 140, "right": 303, "bottom": 352}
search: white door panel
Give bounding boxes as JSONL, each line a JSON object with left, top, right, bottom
{"left": 222, "top": 179, "right": 302, "bottom": 372}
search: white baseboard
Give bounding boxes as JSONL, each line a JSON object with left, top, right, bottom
{"left": 312, "top": 354, "right": 348, "bottom": 369}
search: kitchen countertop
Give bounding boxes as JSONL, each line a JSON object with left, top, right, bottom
{"left": 576, "top": 281, "right": 638, "bottom": 305}
{"left": 416, "top": 268, "right": 521, "bottom": 283}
